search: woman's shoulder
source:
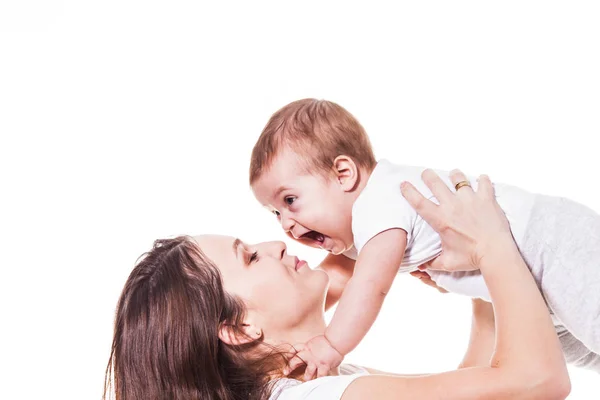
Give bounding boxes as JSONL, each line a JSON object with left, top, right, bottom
{"left": 269, "top": 364, "right": 369, "bottom": 400}
{"left": 339, "top": 364, "right": 368, "bottom": 375}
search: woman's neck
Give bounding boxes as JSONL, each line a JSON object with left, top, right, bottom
{"left": 267, "top": 312, "right": 342, "bottom": 378}
{"left": 270, "top": 311, "right": 326, "bottom": 349}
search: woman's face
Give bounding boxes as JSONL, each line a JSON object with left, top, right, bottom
{"left": 194, "top": 235, "right": 329, "bottom": 339}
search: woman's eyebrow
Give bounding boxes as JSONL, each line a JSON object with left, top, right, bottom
{"left": 232, "top": 238, "right": 242, "bottom": 258}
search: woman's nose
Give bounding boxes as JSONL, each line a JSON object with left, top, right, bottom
{"left": 266, "top": 241, "right": 287, "bottom": 259}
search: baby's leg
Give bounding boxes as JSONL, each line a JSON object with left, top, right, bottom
{"left": 556, "top": 324, "right": 600, "bottom": 373}
{"left": 533, "top": 197, "right": 600, "bottom": 355}
{"left": 544, "top": 263, "right": 600, "bottom": 356}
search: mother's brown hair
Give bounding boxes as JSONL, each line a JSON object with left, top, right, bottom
{"left": 104, "top": 236, "right": 285, "bottom": 400}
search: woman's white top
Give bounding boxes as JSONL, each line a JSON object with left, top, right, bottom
{"left": 269, "top": 364, "right": 369, "bottom": 400}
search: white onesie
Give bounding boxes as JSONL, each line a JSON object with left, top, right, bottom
{"left": 342, "top": 159, "right": 600, "bottom": 372}
{"left": 344, "top": 159, "right": 536, "bottom": 301}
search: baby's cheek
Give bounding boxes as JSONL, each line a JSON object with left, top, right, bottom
{"left": 327, "top": 212, "right": 350, "bottom": 233}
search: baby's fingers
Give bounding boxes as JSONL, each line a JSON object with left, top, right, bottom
{"left": 283, "top": 344, "right": 306, "bottom": 376}
{"left": 283, "top": 354, "right": 305, "bottom": 376}
{"left": 316, "top": 364, "right": 330, "bottom": 378}
{"left": 303, "top": 363, "right": 318, "bottom": 381}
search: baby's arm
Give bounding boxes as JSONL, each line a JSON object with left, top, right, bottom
{"left": 288, "top": 229, "right": 407, "bottom": 380}
{"left": 326, "top": 228, "right": 407, "bottom": 356}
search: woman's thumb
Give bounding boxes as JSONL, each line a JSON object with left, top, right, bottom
{"left": 422, "top": 255, "right": 447, "bottom": 271}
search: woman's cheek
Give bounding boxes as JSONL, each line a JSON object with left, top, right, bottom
{"left": 251, "top": 278, "right": 283, "bottom": 306}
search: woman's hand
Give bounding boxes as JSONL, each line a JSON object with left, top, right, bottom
{"left": 410, "top": 270, "right": 448, "bottom": 293}
{"left": 401, "top": 169, "right": 516, "bottom": 272}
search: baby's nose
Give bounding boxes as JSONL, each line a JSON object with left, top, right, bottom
{"left": 280, "top": 216, "right": 295, "bottom": 232}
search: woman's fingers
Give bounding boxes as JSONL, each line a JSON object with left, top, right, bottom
{"left": 450, "top": 170, "right": 495, "bottom": 202}
{"left": 410, "top": 270, "right": 426, "bottom": 278}
{"left": 410, "top": 269, "right": 449, "bottom": 293}
{"left": 421, "top": 168, "right": 454, "bottom": 203}
{"left": 449, "top": 169, "right": 474, "bottom": 195}
{"left": 477, "top": 174, "right": 495, "bottom": 201}
{"left": 401, "top": 181, "right": 438, "bottom": 227}
{"left": 404, "top": 168, "right": 508, "bottom": 272}
{"left": 425, "top": 254, "right": 450, "bottom": 271}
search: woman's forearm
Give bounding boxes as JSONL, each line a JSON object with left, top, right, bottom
{"left": 344, "top": 242, "right": 570, "bottom": 400}
{"left": 478, "top": 238, "right": 568, "bottom": 386}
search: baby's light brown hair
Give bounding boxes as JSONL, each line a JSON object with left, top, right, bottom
{"left": 249, "top": 98, "right": 377, "bottom": 185}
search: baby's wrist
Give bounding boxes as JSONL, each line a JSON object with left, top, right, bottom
{"left": 323, "top": 334, "right": 344, "bottom": 358}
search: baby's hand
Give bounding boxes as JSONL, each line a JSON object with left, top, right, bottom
{"left": 284, "top": 335, "right": 344, "bottom": 381}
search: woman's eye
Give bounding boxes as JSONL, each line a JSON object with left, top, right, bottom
{"left": 249, "top": 251, "right": 259, "bottom": 263}
{"left": 284, "top": 196, "right": 296, "bottom": 205}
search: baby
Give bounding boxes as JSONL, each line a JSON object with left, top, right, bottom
{"left": 249, "top": 98, "right": 600, "bottom": 378}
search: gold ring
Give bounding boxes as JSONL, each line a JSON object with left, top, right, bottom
{"left": 454, "top": 180, "right": 471, "bottom": 191}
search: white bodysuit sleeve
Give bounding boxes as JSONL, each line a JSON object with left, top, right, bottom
{"left": 352, "top": 179, "right": 417, "bottom": 253}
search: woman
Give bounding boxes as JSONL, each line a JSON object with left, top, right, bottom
{"left": 104, "top": 170, "right": 570, "bottom": 399}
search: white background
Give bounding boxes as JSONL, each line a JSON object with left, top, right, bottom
{"left": 1, "top": 1, "right": 599, "bottom": 398}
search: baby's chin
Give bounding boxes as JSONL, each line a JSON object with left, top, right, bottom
{"left": 329, "top": 242, "right": 351, "bottom": 256}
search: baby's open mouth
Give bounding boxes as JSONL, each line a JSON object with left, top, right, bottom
{"left": 301, "top": 230, "right": 325, "bottom": 244}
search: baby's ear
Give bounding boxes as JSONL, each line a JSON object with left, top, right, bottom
{"left": 218, "top": 322, "right": 262, "bottom": 346}
{"left": 333, "top": 155, "right": 359, "bottom": 191}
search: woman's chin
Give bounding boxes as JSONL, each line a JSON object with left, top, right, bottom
{"left": 297, "top": 269, "right": 329, "bottom": 308}
{"left": 313, "top": 270, "right": 330, "bottom": 304}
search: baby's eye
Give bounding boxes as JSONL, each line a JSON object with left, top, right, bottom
{"left": 272, "top": 210, "right": 281, "bottom": 217}
{"left": 284, "top": 196, "right": 296, "bottom": 205}
{"left": 249, "top": 251, "right": 259, "bottom": 263}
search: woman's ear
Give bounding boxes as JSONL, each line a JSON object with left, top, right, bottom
{"left": 333, "top": 155, "right": 359, "bottom": 192}
{"left": 218, "top": 322, "right": 262, "bottom": 346}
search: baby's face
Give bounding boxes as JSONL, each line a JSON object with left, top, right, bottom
{"left": 252, "top": 148, "right": 355, "bottom": 255}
